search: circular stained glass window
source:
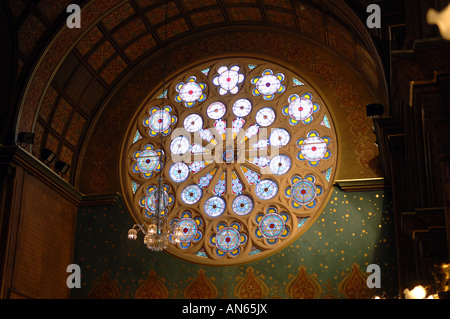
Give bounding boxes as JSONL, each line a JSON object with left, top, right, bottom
{"left": 269, "top": 154, "right": 291, "bottom": 175}
{"left": 181, "top": 184, "right": 202, "bottom": 205}
{"left": 232, "top": 195, "right": 253, "bottom": 216}
{"left": 300, "top": 135, "right": 328, "bottom": 161}
{"left": 255, "top": 179, "right": 278, "bottom": 200}
{"left": 169, "top": 162, "right": 189, "bottom": 183}
{"left": 270, "top": 128, "right": 290, "bottom": 148}
{"left": 213, "top": 66, "right": 245, "bottom": 95}
{"left": 178, "top": 81, "right": 204, "bottom": 103}
{"left": 255, "top": 107, "right": 276, "bottom": 127}
{"left": 255, "top": 73, "right": 282, "bottom": 96}
{"left": 145, "top": 189, "right": 169, "bottom": 214}
{"left": 177, "top": 218, "right": 198, "bottom": 243}
{"left": 232, "top": 98, "right": 252, "bottom": 117}
{"left": 207, "top": 101, "right": 227, "bottom": 119}
{"left": 170, "top": 136, "right": 190, "bottom": 155}
{"left": 292, "top": 179, "right": 317, "bottom": 205}
{"left": 122, "top": 58, "right": 337, "bottom": 265}
{"left": 259, "top": 213, "right": 286, "bottom": 239}
{"left": 136, "top": 149, "right": 160, "bottom": 173}
{"left": 289, "top": 96, "right": 314, "bottom": 121}
{"left": 183, "top": 114, "right": 203, "bottom": 132}
{"left": 216, "top": 227, "right": 240, "bottom": 253}
{"left": 149, "top": 109, "right": 172, "bottom": 133}
{"left": 204, "top": 196, "right": 226, "bottom": 217}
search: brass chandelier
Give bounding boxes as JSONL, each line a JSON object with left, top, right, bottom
{"left": 127, "top": 175, "right": 183, "bottom": 251}
{"left": 127, "top": 0, "right": 183, "bottom": 251}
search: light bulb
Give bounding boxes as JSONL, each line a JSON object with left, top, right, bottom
{"left": 128, "top": 229, "right": 137, "bottom": 240}
{"left": 404, "top": 285, "right": 427, "bottom": 299}
{"left": 427, "top": 4, "right": 450, "bottom": 40}
{"left": 148, "top": 224, "right": 157, "bottom": 235}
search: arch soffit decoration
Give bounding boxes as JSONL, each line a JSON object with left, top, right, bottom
{"left": 11, "top": 0, "right": 387, "bottom": 191}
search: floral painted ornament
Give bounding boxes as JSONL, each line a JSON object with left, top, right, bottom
{"left": 132, "top": 144, "right": 164, "bottom": 178}
{"left": 175, "top": 76, "right": 207, "bottom": 107}
{"left": 212, "top": 65, "right": 244, "bottom": 95}
{"left": 297, "top": 131, "right": 331, "bottom": 166}
{"left": 144, "top": 105, "right": 177, "bottom": 137}
{"left": 210, "top": 222, "right": 247, "bottom": 257}
{"left": 251, "top": 69, "right": 285, "bottom": 100}
{"left": 282, "top": 93, "right": 319, "bottom": 125}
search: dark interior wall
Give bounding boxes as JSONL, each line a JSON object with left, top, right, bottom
{"left": 0, "top": 149, "right": 78, "bottom": 299}
{"left": 71, "top": 187, "right": 398, "bottom": 299}
{"left": 0, "top": 2, "right": 17, "bottom": 146}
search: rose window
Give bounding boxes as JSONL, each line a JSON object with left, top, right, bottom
{"left": 122, "top": 58, "right": 337, "bottom": 265}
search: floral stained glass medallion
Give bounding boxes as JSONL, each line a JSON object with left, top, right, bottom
{"left": 213, "top": 66, "right": 245, "bottom": 95}
{"left": 122, "top": 58, "right": 337, "bottom": 265}
{"left": 144, "top": 106, "right": 177, "bottom": 137}
{"left": 256, "top": 207, "right": 289, "bottom": 242}
{"left": 175, "top": 76, "right": 207, "bottom": 107}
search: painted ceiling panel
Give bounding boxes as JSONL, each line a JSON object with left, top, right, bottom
{"left": 9, "top": 0, "right": 387, "bottom": 188}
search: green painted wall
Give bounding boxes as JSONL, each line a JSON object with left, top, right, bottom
{"left": 71, "top": 187, "right": 398, "bottom": 299}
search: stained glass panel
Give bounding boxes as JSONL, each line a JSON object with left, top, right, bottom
{"left": 198, "top": 129, "right": 216, "bottom": 145}
{"left": 145, "top": 188, "right": 169, "bottom": 214}
{"left": 191, "top": 142, "right": 210, "bottom": 155}
{"left": 242, "top": 124, "right": 259, "bottom": 142}
{"left": 189, "top": 160, "right": 211, "bottom": 174}
{"left": 231, "top": 171, "right": 244, "bottom": 195}
{"left": 255, "top": 73, "right": 282, "bottom": 96}
{"left": 204, "top": 196, "right": 226, "bottom": 217}
{"left": 232, "top": 117, "right": 245, "bottom": 139}
{"left": 248, "top": 156, "right": 270, "bottom": 168}
{"left": 255, "top": 107, "right": 276, "bottom": 127}
{"left": 232, "top": 195, "right": 253, "bottom": 216}
{"left": 291, "top": 179, "right": 316, "bottom": 205}
{"left": 213, "top": 66, "right": 244, "bottom": 95}
{"left": 149, "top": 109, "right": 171, "bottom": 133}
{"left": 250, "top": 139, "right": 269, "bottom": 150}
{"left": 207, "top": 101, "right": 226, "bottom": 119}
{"left": 232, "top": 98, "right": 252, "bottom": 117}
{"left": 177, "top": 218, "right": 199, "bottom": 243}
{"left": 216, "top": 227, "right": 240, "bottom": 253}
{"left": 136, "top": 149, "right": 160, "bottom": 173}
{"left": 181, "top": 184, "right": 202, "bottom": 205}
{"left": 197, "top": 168, "right": 217, "bottom": 188}
{"left": 169, "top": 162, "right": 189, "bottom": 183}
{"left": 240, "top": 166, "right": 260, "bottom": 185}
{"left": 255, "top": 179, "right": 278, "bottom": 200}
{"left": 184, "top": 113, "right": 203, "bottom": 132}
{"left": 300, "top": 136, "right": 328, "bottom": 161}
{"left": 213, "top": 172, "right": 226, "bottom": 196}
{"left": 269, "top": 154, "right": 291, "bottom": 175}
{"left": 176, "top": 77, "right": 206, "bottom": 105}
{"left": 269, "top": 128, "right": 290, "bottom": 148}
{"left": 214, "top": 119, "right": 226, "bottom": 140}
{"left": 170, "top": 135, "right": 190, "bottom": 155}
{"left": 320, "top": 115, "right": 331, "bottom": 128}
{"left": 288, "top": 96, "right": 314, "bottom": 121}
{"left": 259, "top": 213, "right": 285, "bottom": 239}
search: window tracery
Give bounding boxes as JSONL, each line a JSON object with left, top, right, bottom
{"left": 122, "top": 58, "right": 337, "bottom": 265}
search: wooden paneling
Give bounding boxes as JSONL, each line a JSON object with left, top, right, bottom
{"left": 10, "top": 170, "right": 77, "bottom": 299}
{"left": 0, "top": 146, "right": 120, "bottom": 299}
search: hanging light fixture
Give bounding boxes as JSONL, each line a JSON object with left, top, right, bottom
{"left": 127, "top": 0, "right": 182, "bottom": 251}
